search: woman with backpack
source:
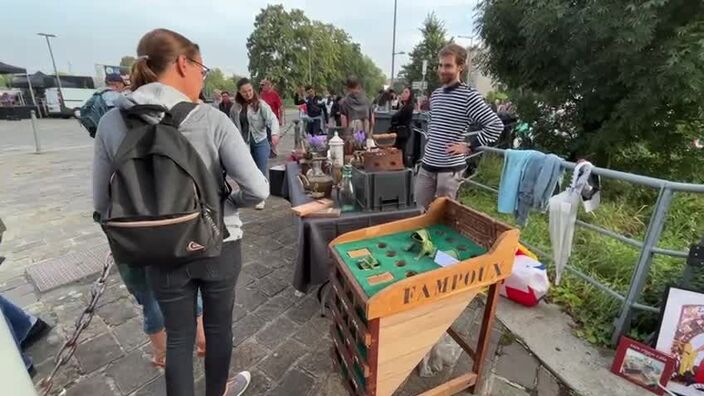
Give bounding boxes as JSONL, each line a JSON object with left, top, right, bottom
{"left": 230, "top": 78, "right": 280, "bottom": 210}
{"left": 92, "top": 28, "right": 269, "bottom": 396}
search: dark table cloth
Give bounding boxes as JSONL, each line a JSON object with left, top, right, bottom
{"left": 283, "top": 162, "right": 421, "bottom": 292}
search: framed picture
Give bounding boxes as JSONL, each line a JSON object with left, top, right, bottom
{"left": 656, "top": 287, "right": 704, "bottom": 395}
{"left": 612, "top": 336, "right": 675, "bottom": 395}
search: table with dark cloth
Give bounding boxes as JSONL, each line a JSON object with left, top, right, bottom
{"left": 282, "top": 162, "right": 421, "bottom": 292}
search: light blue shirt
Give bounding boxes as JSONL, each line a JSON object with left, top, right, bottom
{"left": 498, "top": 150, "right": 540, "bottom": 214}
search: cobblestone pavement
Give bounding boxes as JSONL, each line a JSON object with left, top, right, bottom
{"left": 0, "top": 116, "right": 570, "bottom": 395}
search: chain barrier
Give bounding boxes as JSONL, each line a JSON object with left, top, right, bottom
{"left": 38, "top": 253, "right": 114, "bottom": 396}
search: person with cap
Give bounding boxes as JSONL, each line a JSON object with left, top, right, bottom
{"left": 102, "top": 74, "right": 128, "bottom": 106}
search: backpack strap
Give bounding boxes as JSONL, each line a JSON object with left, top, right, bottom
{"left": 162, "top": 102, "right": 198, "bottom": 128}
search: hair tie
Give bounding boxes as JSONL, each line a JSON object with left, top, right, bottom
{"left": 137, "top": 55, "right": 150, "bottom": 61}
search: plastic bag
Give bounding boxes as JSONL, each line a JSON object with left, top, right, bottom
{"left": 417, "top": 333, "right": 463, "bottom": 377}
{"left": 500, "top": 255, "right": 550, "bottom": 306}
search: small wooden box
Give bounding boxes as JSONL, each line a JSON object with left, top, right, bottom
{"left": 363, "top": 148, "right": 404, "bottom": 172}
{"left": 328, "top": 198, "right": 519, "bottom": 396}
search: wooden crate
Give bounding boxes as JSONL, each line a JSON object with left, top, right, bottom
{"left": 328, "top": 198, "right": 519, "bottom": 396}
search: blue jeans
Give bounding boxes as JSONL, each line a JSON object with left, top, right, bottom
{"left": 116, "top": 264, "right": 203, "bottom": 335}
{"left": 250, "top": 138, "right": 270, "bottom": 179}
{"left": 0, "top": 295, "right": 35, "bottom": 369}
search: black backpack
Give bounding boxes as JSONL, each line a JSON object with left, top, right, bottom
{"left": 98, "top": 102, "right": 229, "bottom": 267}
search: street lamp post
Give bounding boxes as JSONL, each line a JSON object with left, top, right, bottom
{"left": 390, "top": 0, "right": 398, "bottom": 87}
{"left": 391, "top": 51, "right": 406, "bottom": 86}
{"left": 457, "top": 35, "right": 475, "bottom": 86}
{"left": 37, "top": 33, "right": 64, "bottom": 108}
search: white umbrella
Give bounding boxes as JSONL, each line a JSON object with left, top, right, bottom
{"left": 549, "top": 161, "right": 593, "bottom": 284}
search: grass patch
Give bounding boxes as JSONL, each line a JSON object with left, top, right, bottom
{"left": 459, "top": 154, "right": 702, "bottom": 345}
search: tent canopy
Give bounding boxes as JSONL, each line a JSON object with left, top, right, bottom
{"left": 0, "top": 62, "right": 26, "bottom": 74}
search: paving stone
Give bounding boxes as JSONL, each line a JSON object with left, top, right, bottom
{"left": 230, "top": 338, "right": 271, "bottom": 373}
{"left": 75, "top": 333, "right": 124, "bottom": 373}
{"left": 245, "top": 368, "right": 274, "bottom": 395}
{"left": 309, "top": 373, "right": 349, "bottom": 396}
{"left": 268, "top": 367, "right": 315, "bottom": 396}
{"left": 0, "top": 276, "right": 30, "bottom": 292}
{"left": 491, "top": 377, "right": 531, "bottom": 396}
{"left": 33, "top": 357, "right": 82, "bottom": 391}
{"left": 256, "top": 275, "right": 289, "bottom": 297}
{"left": 91, "top": 283, "right": 131, "bottom": 308}
{"left": 97, "top": 298, "right": 139, "bottom": 327}
{"left": 495, "top": 342, "right": 539, "bottom": 390}
{"left": 254, "top": 315, "right": 300, "bottom": 349}
{"left": 233, "top": 313, "right": 268, "bottom": 346}
{"left": 257, "top": 339, "right": 308, "bottom": 380}
{"left": 252, "top": 292, "right": 297, "bottom": 319}
{"left": 66, "top": 315, "right": 110, "bottom": 344}
{"left": 293, "top": 317, "right": 331, "bottom": 350}
{"left": 232, "top": 303, "right": 247, "bottom": 323}
{"left": 296, "top": 346, "right": 333, "bottom": 378}
{"left": 537, "top": 366, "right": 561, "bottom": 396}
{"left": 4, "top": 284, "right": 38, "bottom": 307}
{"left": 132, "top": 375, "right": 166, "bottom": 396}
{"left": 113, "top": 317, "right": 148, "bottom": 352}
{"left": 25, "top": 329, "right": 64, "bottom": 366}
{"left": 241, "top": 261, "right": 275, "bottom": 279}
{"left": 285, "top": 295, "right": 321, "bottom": 325}
{"left": 235, "top": 287, "right": 268, "bottom": 312}
{"left": 107, "top": 349, "right": 160, "bottom": 394}
{"left": 65, "top": 373, "right": 116, "bottom": 396}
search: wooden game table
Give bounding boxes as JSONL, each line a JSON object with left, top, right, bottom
{"left": 328, "top": 198, "right": 519, "bottom": 396}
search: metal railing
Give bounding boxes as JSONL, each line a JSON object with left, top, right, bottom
{"left": 465, "top": 146, "right": 704, "bottom": 344}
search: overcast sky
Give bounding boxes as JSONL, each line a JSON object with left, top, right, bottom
{"left": 2, "top": 0, "right": 480, "bottom": 80}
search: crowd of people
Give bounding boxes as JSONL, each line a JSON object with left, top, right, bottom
{"left": 0, "top": 27, "right": 505, "bottom": 396}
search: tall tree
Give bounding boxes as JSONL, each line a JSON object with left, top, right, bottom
{"left": 479, "top": 0, "right": 704, "bottom": 180}
{"left": 120, "top": 56, "right": 136, "bottom": 68}
{"left": 398, "top": 13, "right": 450, "bottom": 94}
{"left": 247, "top": 5, "right": 385, "bottom": 98}
{"left": 203, "top": 68, "right": 238, "bottom": 97}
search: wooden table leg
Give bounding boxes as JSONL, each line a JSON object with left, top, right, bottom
{"left": 468, "top": 283, "right": 500, "bottom": 394}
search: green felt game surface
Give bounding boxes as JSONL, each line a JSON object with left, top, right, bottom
{"left": 334, "top": 224, "right": 487, "bottom": 297}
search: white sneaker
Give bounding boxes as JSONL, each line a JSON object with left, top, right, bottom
{"left": 255, "top": 201, "right": 265, "bottom": 210}
{"left": 223, "top": 371, "right": 251, "bottom": 396}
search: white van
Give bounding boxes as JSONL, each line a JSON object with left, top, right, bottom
{"left": 45, "top": 87, "right": 96, "bottom": 118}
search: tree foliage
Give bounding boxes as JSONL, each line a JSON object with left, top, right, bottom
{"left": 398, "top": 13, "right": 450, "bottom": 94}
{"left": 478, "top": 0, "right": 704, "bottom": 181}
{"left": 120, "top": 56, "right": 136, "bottom": 68}
{"left": 203, "top": 68, "right": 243, "bottom": 96}
{"left": 247, "top": 5, "right": 385, "bottom": 98}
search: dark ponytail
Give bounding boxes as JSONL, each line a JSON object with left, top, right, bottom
{"left": 129, "top": 28, "right": 200, "bottom": 90}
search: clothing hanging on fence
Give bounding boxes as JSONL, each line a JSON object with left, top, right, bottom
{"left": 498, "top": 149, "right": 540, "bottom": 214}
{"left": 516, "top": 153, "right": 563, "bottom": 227}
{"left": 548, "top": 161, "right": 594, "bottom": 285}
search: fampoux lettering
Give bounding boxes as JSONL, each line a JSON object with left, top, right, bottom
{"left": 403, "top": 262, "right": 503, "bottom": 304}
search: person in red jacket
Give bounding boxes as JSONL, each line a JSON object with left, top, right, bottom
{"left": 259, "top": 79, "right": 283, "bottom": 158}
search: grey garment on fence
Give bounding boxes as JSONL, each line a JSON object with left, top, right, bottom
{"left": 414, "top": 167, "right": 466, "bottom": 211}
{"left": 283, "top": 162, "right": 420, "bottom": 292}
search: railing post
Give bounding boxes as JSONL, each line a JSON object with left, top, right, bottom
{"left": 293, "top": 119, "right": 302, "bottom": 148}
{"left": 30, "top": 110, "right": 41, "bottom": 154}
{"left": 611, "top": 187, "right": 674, "bottom": 345}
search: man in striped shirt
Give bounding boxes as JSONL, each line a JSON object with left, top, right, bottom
{"left": 415, "top": 43, "right": 503, "bottom": 210}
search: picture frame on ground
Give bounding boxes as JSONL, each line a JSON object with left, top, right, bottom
{"left": 612, "top": 336, "right": 675, "bottom": 395}
{"left": 656, "top": 287, "right": 704, "bottom": 395}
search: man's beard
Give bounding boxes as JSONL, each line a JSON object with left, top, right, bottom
{"left": 440, "top": 73, "right": 456, "bottom": 85}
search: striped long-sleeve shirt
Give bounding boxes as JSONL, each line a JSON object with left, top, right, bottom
{"left": 421, "top": 83, "right": 503, "bottom": 172}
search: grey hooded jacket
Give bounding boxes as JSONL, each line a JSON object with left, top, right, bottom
{"left": 92, "top": 82, "right": 269, "bottom": 241}
{"left": 229, "top": 100, "right": 279, "bottom": 144}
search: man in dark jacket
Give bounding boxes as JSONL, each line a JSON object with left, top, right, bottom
{"left": 218, "top": 91, "right": 233, "bottom": 115}
{"left": 304, "top": 86, "right": 327, "bottom": 135}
